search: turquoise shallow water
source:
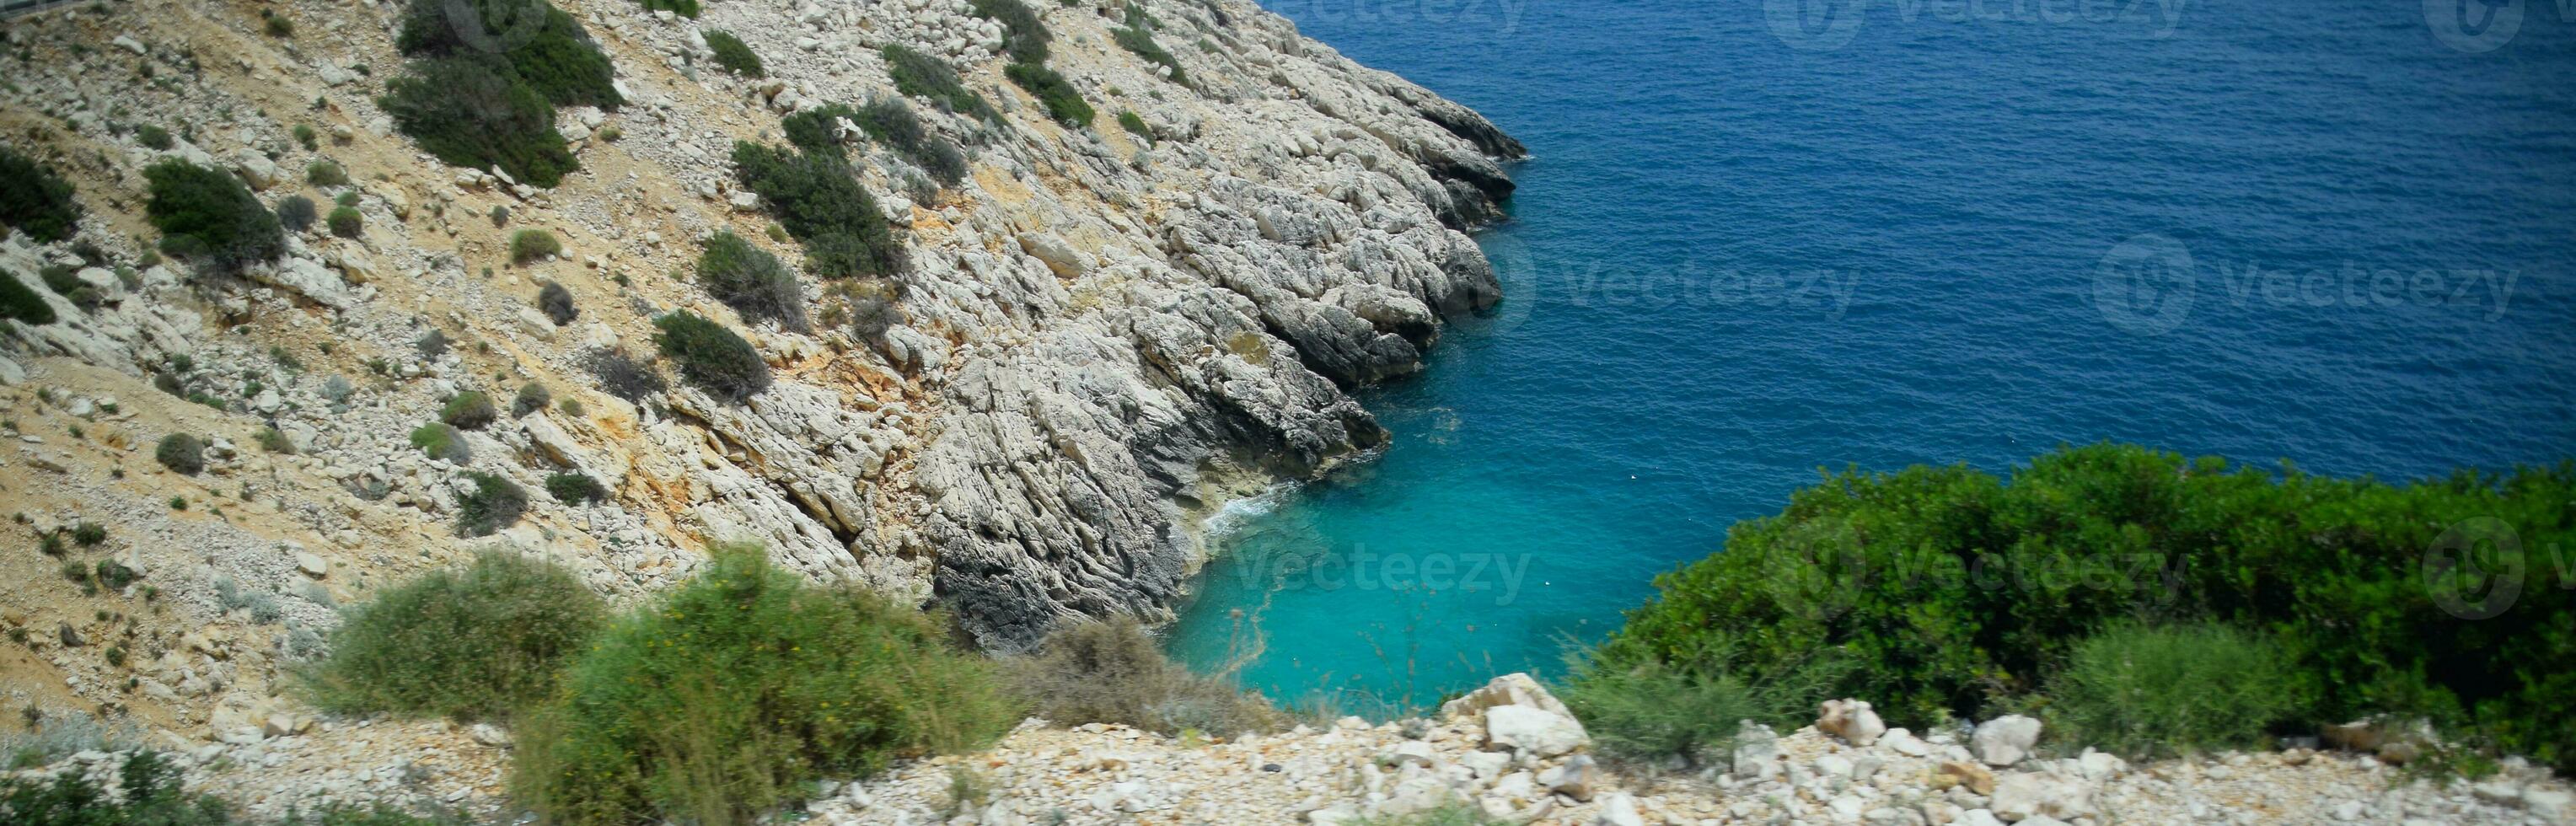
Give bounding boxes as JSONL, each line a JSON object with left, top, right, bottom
{"left": 1167, "top": 0, "right": 2576, "bottom": 710}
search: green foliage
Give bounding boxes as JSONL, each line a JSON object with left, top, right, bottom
{"left": 545, "top": 472, "right": 608, "bottom": 504}
{"left": 276, "top": 196, "right": 318, "bottom": 233}
{"left": 729, "top": 142, "right": 905, "bottom": 278}
{"left": 1112, "top": 20, "right": 1186, "bottom": 84}
{"left": 881, "top": 45, "right": 993, "bottom": 121}
{"left": 153, "top": 433, "right": 204, "bottom": 475}
{"left": 635, "top": 0, "right": 698, "bottom": 18}
{"left": 293, "top": 125, "right": 319, "bottom": 151}
{"left": 1118, "top": 110, "right": 1151, "bottom": 141}
{"left": 652, "top": 311, "right": 770, "bottom": 402}
{"left": 455, "top": 471, "right": 528, "bottom": 538}
{"left": 1350, "top": 804, "right": 1511, "bottom": 826}
{"left": 326, "top": 206, "right": 363, "bottom": 239}
{"left": 1588, "top": 442, "right": 2576, "bottom": 771}
{"left": 537, "top": 281, "right": 577, "bottom": 324}
{"left": 143, "top": 160, "right": 284, "bottom": 276}
{"left": 441, "top": 391, "right": 497, "bottom": 429}
{"left": 72, "top": 523, "right": 107, "bottom": 547}
{"left": 395, "top": 0, "right": 621, "bottom": 109}
{"left": 695, "top": 230, "right": 808, "bottom": 331}
{"left": 1009, "top": 618, "right": 1291, "bottom": 737}
{"left": 851, "top": 98, "right": 968, "bottom": 186}
{"left": 380, "top": 56, "right": 579, "bottom": 188}
{"left": 255, "top": 426, "right": 295, "bottom": 454}
{"left": 2043, "top": 623, "right": 2308, "bottom": 759}
{"left": 510, "top": 548, "right": 1019, "bottom": 825}
{"left": 135, "top": 125, "right": 173, "bottom": 151}
{"left": 703, "top": 30, "right": 761, "bottom": 78}
{"left": 306, "top": 550, "right": 604, "bottom": 721}
{"left": 512, "top": 382, "right": 553, "bottom": 416}
{"left": 264, "top": 13, "right": 295, "bottom": 37}
{"left": 409, "top": 422, "right": 471, "bottom": 464}
{"left": 1006, "top": 62, "right": 1093, "bottom": 128}
{"left": 586, "top": 348, "right": 666, "bottom": 402}
{"left": 305, "top": 160, "right": 348, "bottom": 187}
{"left": 0, "top": 271, "right": 57, "bottom": 325}
{"left": 1558, "top": 635, "right": 1849, "bottom": 768}
{"left": 0, "top": 147, "right": 81, "bottom": 244}
{"left": 781, "top": 103, "right": 858, "bottom": 158}
{"left": 969, "top": 0, "right": 1050, "bottom": 63}
{"left": 0, "top": 750, "right": 234, "bottom": 824}
{"left": 509, "top": 229, "right": 561, "bottom": 264}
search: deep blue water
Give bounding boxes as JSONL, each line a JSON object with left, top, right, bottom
{"left": 1168, "top": 0, "right": 2576, "bottom": 711}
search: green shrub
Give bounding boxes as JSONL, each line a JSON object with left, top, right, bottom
{"left": 276, "top": 195, "right": 318, "bottom": 233}
{"left": 2045, "top": 624, "right": 2307, "bottom": 759}
{"left": 294, "top": 124, "right": 319, "bottom": 151}
{"left": 695, "top": 231, "right": 808, "bottom": 331}
{"left": 0, "top": 751, "right": 234, "bottom": 823}
{"left": 136, "top": 125, "right": 174, "bottom": 151}
{"left": 635, "top": 0, "right": 698, "bottom": 18}
{"left": 0, "top": 271, "right": 57, "bottom": 325}
{"left": 1118, "top": 110, "right": 1152, "bottom": 142}
{"left": 306, "top": 159, "right": 348, "bottom": 186}
{"left": 586, "top": 348, "right": 666, "bottom": 402}
{"left": 416, "top": 328, "right": 452, "bottom": 358}
{"left": 0, "top": 147, "right": 81, "bottom": 244}
{"left": 537, "top": 281, "right": 577, "bottom": 324}
{"left": 395, "top": 0, "right": 621, "bottom": 109}
{"left": 1587, "top": 442, "right": 2576, "bottom": 771}
{"left": 143, "top": 160, "right": 284, "bottom": 276}
{"left": 256, "top": 426, "right": 295, "bottom": 454}
{"left": 781, "top": 103, "right": 859, "bottom": 158}
{"left": 380, "top": 56, "right": 580, "bottom": 188}
{"left": 1005, "top": 62, "right": 1093, "bottom": 128}
{"left": 704, "top": 30, "right": 761, "bottom": 78}
{"left": 851, "top": 98, "right": 968, "bottom": 186}
{"left": 72, "top": 523, "right": 107, "bottom": 547}
{"left": 409, "top": 422, "right": 471, "bottom": 464}
{"left": 729, "top": 142, "right": 905, "bottom": 278}
{"left": 1011, "top": 617, "right": 1289, "bottom": 737}
{"left": 512, "top": 382, "right": 553, "bottom": 416}
{"left": 327, "top": 206, "right": 363, "bottom": 239}
{"left": 265, "top": 12, "right": 295, "bottom": 37}
{"left": 153, "top": 433, "right": 204, "bottom": 475}
{"left": 511, "top": 548, "right": 1018, "bottom": 825}
{"left": 510, "top": 229, "right": 561, "bottom": 264}
{"left": 455, "top": 471, "right": 528, "bottom": 537}
{"left": 489, "top": 205, "right": 510, "bottom": 227}
{"left": 94, "top": 560, "right": 140, "bottom": 590}
{"left": 652, "top": 311, "right": 770, "bottom": 402}
{"left": 881, "top": 45, "right": 993, "bottom": 121}
{"left": 969, "top": 0, "right": 1050, "bottom": 64}
{"left": 545, "top": 472, "right": 608, "bottom": 504}
{"left": 441, "top": 391, "right": 497, "bottom": 430}
{"left": 1112, "top": 18, "right": 1186, "bottom": 84}
{"left": 305, "top": 551, "right": 603, "bottom": 721}
{"left": 1558, "top": 635, "right": 1847, "bottom": 768}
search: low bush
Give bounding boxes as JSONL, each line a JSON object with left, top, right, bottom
{"left": 1557, "top": 635, "right": 1847, "bottom": 768}
{"left": 294, "top": 125, "right": 320, "bottom": 151}
{"left": 276, "top": 195, "right": 318, "bottom": 233}
{"left": 409, "top": 422, "right": 471, "bottom": 464}
{"left": 1584, "top": 442, "right": 2576, "bottom": 771}
{"left": 256, "top": 426, "right": 296, "bottom": 454}
{"left": 144, "top": 160, "right": 285, "bottom": 276}
{"left": 635, "top": 0, "right": 698, "bottom": 18}
{"left": 851, "top": 98, "right": 969, "bottom": 186}
{"left": 2043, "top": 624, "right": 2308, "bottom": 759}
{"left": 441, "top": 391, "right": 497, "bottom": 430}
{"left": 586, "top": 348, "right": 667, "bottom": 402}
{"left": 781, "top": 103, "right": 859, "bottom": 158}
{"left": 1009, "top": 617, "right": 1291, "bottom": 737}
{"left": 652, "top": 311, "right": 770, "bottom": 402}
{"left": 704, "top": 30, "right": 761, "bottom": 78}
{"left": 0, "top": 750, "right": 234, "bottom": 823}
{"left": 395, "top": 0, "right": 621, "bottom": 109}
{"left": 1006, "top": 62, "right": 1094, "bottom": 128}
{"left": 510, "top": 229, "right": 561, "bottom": 264}
{"left": 0, "top": 147, "right": 81, "bottom": 244}
{"left": 729, "top": 142, "right": 905, "bottom": 278}
{"left": 545, "top": 472, "right": 608, "bottom": 504}
{"left": 153, "top": 433, "right": 204, "bottom": 475}
{"left": 882, "top": 45, "right": 994, "bottom": 121}
{"left": 512, "top": 383, "right": 552, "bottom": 416}
{"left": 0, "top": 271, "right": 57, "bottom": 325}
{"left": 969, "top": 0, "right": 1051, "bottom": 64}
{"left": 489, "top": 205, "right": 510, "bottom": 227}
{"left": 306, "top": 160, "right": 348, "bottom": 187}
{"left": 380, "top": 56, "right": 580, "bottom": 188}
{"left": 1119, "top": 110, "right": 1153, "bottom": 142}
{"left": 511, "top": 548, "right": 1018, "bottom": 825}
{"left": 536, "top": 281, "right": 577, "bottom": 325}
{"left": 455, "top": 472, "right": 528, "bottom": 537}
{"left": 305, "top": 550, "right": 604, "bottom": 721}
{"left": 417, "top": 329, "right": 452, "bottom": 358}
{"left": 136, "top": 125, "right": 174, "bottom": 151}
{"left": 696, "top": 231, "right": 808, "bottom": 331}
{"left": 327, "top": 206, "right": 364, "bottom": 239}
{"left": 1112, "top": 15, "right": 1186, "bottom": 84}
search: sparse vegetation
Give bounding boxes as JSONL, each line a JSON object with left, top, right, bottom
{"left": 695, "top": 231, "right": 808, "bottom": 331}
{"left": 256, "top": 426, "right": 296, "bottom": 454}
{"left": 0, "top": 147, "right": 81, "bottom": 243}
{"left": 135, "top": 124, "right": 174, "bottom": 151}
{"left": 969, "top": 0, "right": 1051, "bottom": 63}
{"left": 276, "top": 195, "right": 318, "bottom": 233}
{"left": 882, "top": 45, "right": 994, "bottom": 121}
{"left": 511, "top": 548, "right": 1018, "bottom": 825}
{"left": 306, "top": 159, "right": 348, "bottom": 186}
{"left": 851, "top": 98, "right": 969, "bottom": 186}
{"left": 510, "top": 229, "right": 561, "bottom": 264}
{"left": 544, "top": 471, "right": 608, "bottom": 504}
{"left": 1006, "top": 62, "right": 1093, "bottom": 128}
{"left": 153, "top": 433, "right": 204, "bottom": 475}
{"left": 729, "top": 142, "right": 905, "bottom": 278}
{"left": 537, "top": 281, "right": 577, "bottom": 324}
{"left": 327, "top": 206, "right": 363, "bottom": 239}
{"left": 635, "top": 0, "right": 699, "bottom": 18}
{"left": 454, "top": 471, "right": 528, "bottom": 537}
{"left": 144, "top": 159, "right": 285, "bottom": 276}
{"left": 512, "top": 383, "right": 552, "bottom": 416}
{"left": 1557, "top": 636, "right": 1848, "bottom": 768}
{"left": 652, "top": 311, "right": 770, "bottom": 402}
{"left": 586, "top": 348, "right": 667, "bottom": 403}
{"left": 0, "top": 750, "right": 234, "bottom": 823}
{"left": 409, "top": 422, "right": 470, "bottom": 464}
{"left": 441, "top": 391, "right": 498, "bottom": 430}
{"left": 0, "top": 271, "right": 57, "bottom": 325}
{"left": 416, "top": 328, "right": 451, "bottom": 358}
{"left": 1113, "top": 6, "right": 1187, "bottom": 85}
{"left": 2043, "top": 623, "right": 2309, "bottom": 760}
{"left": 1119, "top": 110, "right": 1152, "bottom": 142}
{"left": 704, "top": 30, "right": 762, "bottom": 78}
{"left": 1009, "top": 618, "right": 1291, "bottom": 737}
{"left": 394, "top": 0, "right": 622, "bottom": 109}
{"left": 306, "top": 551, "right": 604, "bottom": 721}
{"left": 380, "top": 56, "right": 581, "bottom": 189}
